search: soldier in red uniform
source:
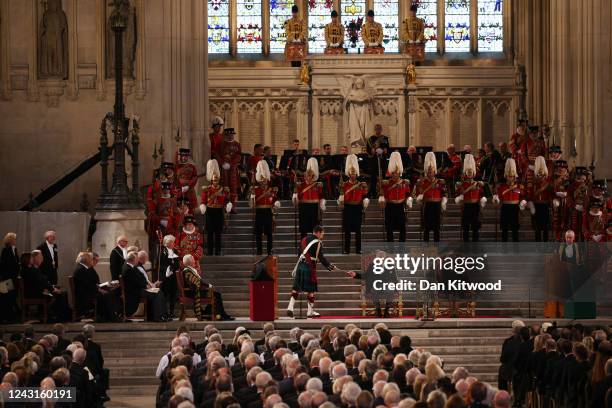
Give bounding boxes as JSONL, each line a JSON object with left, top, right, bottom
{"left": 200, "top": 159, "right": 232, "bottom": 256}
{"left": 567, "top": 167, "right": 590, "bottom": 241}
{"left": 175, "top": 148, "right": 199, "bottom": 212}
{"left": 547, "top": 145, "right": 563, "bottom": 175}
{"left": 455, "top": 154, "right": 487, "bottom": 242}
{"left": 587, "top": 179, "right": 611, "bottom": 216}
{"left": 247, "top": 143, "right": 264, "bottom": 185}
{"left": 509, "top": 119, "right": 528, "bottom": 174}
{"left": 583, "top": 197, "right": 607, "bottom": 242}
{"left": 527, "top": 156, "right": 553, "bottom": 242}
{"left": 209, "top": 116, "right": 224, "bottom": 161}
{"left": 249, "top": 160, "right": 281, "bottom": 255}
{"left": 174, "top": 196, "right": 192, "bottom": 232}
{"left": 493, "top": 158, "right": 527, "bottom": 242}
{"left": 218, "top": 128, "right": 242, "bottom": 211}
{"left": 552, "top": 160, "right": 570, "bottom": 241}
{"left": 338, "top": 154, "right": 369, "bottom": 254}
{"left": 521, "top": 126, "right": 547, "bottom": 186}
{"left": 177, "top": 215, "right": 204, "bottom": 270}
{"left": 379, "top": 152, "right": 412, "bottom": 242}
{"left": 414, "top": 152, "right": 447, "bottom": 242}
{"left": 440, "top": 144, "right": 462, "bottom": 195}
{"left": 151, "top": 181, "right": 179, "bottom": 238}
{"left": 293, "top": 158, "right": 325, "bottom": 239}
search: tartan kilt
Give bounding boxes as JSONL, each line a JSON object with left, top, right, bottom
{"left": 292, "top": 262, "right": 318, "bottom": 292}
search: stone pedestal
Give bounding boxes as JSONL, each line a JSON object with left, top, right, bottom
{"left": 92, "top": 209, "right": 148, "bottom": 282}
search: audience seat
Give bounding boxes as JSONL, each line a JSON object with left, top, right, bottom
{"left": 17, "top": 276, "right": 49, "bottom": 323}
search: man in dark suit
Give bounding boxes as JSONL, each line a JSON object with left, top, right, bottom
{"left": 82, "top": 324, "right": 110, "bottom": 403}
{"left": 73, "top": 252, "right": 121, "bottom": 321}
{"left": 110, "top": 236, "right": 129, "bottom": 280}
{"left": 24, "top": 250, "right": 71, "bottom": 322}
{"left": 70, "top": 347, "right": 94, "bottom": 408}
{"left": 0, "top": 232, "right": 20, "bottom": 323}
{"left": 37, "top": 230, "right": 59, "bottom": 285}
{"left": 123, "top": 251, "right": 167, "bottom": 321}
{"left": 52, "top": 323, "right": 71, "bottom": 352}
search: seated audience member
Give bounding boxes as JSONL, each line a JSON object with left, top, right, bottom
{"left": 123, "top": 251, "right": 168, "bottom": 322}
{"left": 73, "top": 252, "right": 121, "bottom": 322}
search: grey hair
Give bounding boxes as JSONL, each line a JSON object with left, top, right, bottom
{"left": 183, "top": 254, "right": 195, "bottom": 266}
{"left": 163, "top": 235, "right": 176, "bottom": 247}
{"left": 125, "top": 251, "right": 138, "bottom": 263}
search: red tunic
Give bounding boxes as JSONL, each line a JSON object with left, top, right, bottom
{"left": 527, "top": 177, "right": 553, "bottom": 203}
{"left": 456, "top": 180, "right": 484, "bottom": 203}
{"left": 297, "top": 181, "right": 323, "bottom": 203}
{"left": 496, "top": 182, "right": 524, "bottom": 204}
{"left": 201, "top": 184, "right": 230, "bottom": 208}
{"left": 247, "top": 155, "right": 263, "bottom": 184}
{"left": 583, "top": 211, "right": 607, "bottom": 242}
{"left": 414, "top": 177, "right": 446, "bottom": 202}
{"left": 175, "top": 161, "right": 198, "bottom": 210}
{"left": 177, "top": 228, "right": 204, "bottom": 267}
{"left": 219, "top": 140, "right": 242, "bottom": 203}
{"left": 441, "top": 153, "right": 462, "bottom": 179}
{"left": 252, "top": 185, "right": 278, "bottom": 208}
{"left": 342, "top": 180, "right": 368, "bottom": 204}
{"left": 382, "top": 179, "right": 411, "bottom": 203}
{"left": 209, "top": 131, "right": 223, "bottom": 161}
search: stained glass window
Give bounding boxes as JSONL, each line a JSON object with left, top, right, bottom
{"left": 237, "top": 0, "right": 263, "bottom": 53}
{"left": 478, "top": 0, "right": 503, "bottom": 52}
{"left": 208, "top": 0, "right": 230, "bottom": 54}
{"left": 374, "top": 0, "right": 399, "bottom": 52}
{"left": 444, "top": 0, "right": 470, "bottom": 52}
{"left": 416, "top": 0, "right": 438, "bottom": 52}
{"left": 270, "top": 0, "right": 295, "bottom": 53}
{"left": 341, "top": 0, "right": 366, "bottom": 52}
{"left": 307, "top": 1, "right": 333, "bottom": 53}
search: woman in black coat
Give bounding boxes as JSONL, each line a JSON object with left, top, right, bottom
{"left": 0, "top": 232, "right": 20, "bottom": 323}
{"left": 159, "top": 235, "right": 180, "bottom": 319}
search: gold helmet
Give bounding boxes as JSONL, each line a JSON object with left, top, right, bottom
{"left": 345, "top": 154, "right": 360, "bottom": 177}
{"left": 206, "top": 159, "right": 220, "bottom": 183}
{"left": 388, "top": 151, "right": 404, "bottom": 176}
{"left": 256, "top": 160, "right": 271, "bottom": 183}
{"left": 306, "top": 157, "right": 319, "bottom": 181}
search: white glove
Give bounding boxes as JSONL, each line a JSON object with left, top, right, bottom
{"left": 160, "top": 219, "right": 168, "bottom": 228}
{"left": 363, "top": 198, "right": 370, "bottom": 209}
{"left": 208, "top": 283, "right": 213, "bottom": 288}
{"left": 492, "top": 195, "right": 500, "bottom": 205}
{"left": 378, "top": 196, "right": 385, "bottom": 206}
{"left": 519, "top": 200, "right": 528, "bottom": 210}
{"left": 181, "top": 186, "right": 189, "bottom": 193}
{"left": 480, "top": 197, "right": 487, "bottom": 208}
{"left": 593, "top": 234, "right": 603, "bottom": 242}
{"left": 338, "top": 195, "right": 345, "bottom": 204}
{"left": 165, "top": 266, "right": 173, "bottom": 278}
{"left": 332, "top": 43, "right": 340, "bottom": 47}
{"left": 222, "top": 163, "right": 230, "bottom": 170}
{"left": 455, "top": 194, "right": 464, "bottom": 204}
{"left": 416, "top": 194, "right": 424, "bottom": 203}
{"left": 320, "top": 199, "right": 326, "bottom": 212}
{"left": 441, "top": 197, "right": 448, "bottom": 212}
{"left": 553, "top": 199, "right": 560, "bottom": 208}
{"left": 228, "top": 353, "right": 236, "bottom": 367}
{"left": 575, "top": 204, "right": 583, "bottom": 211}
{"left": 292, "top": 193, "right": 298, "bottom": 207}
{"left": 556, "top": 191, "right": 567, "bottom": 198}
{"left": 199, "top": 204, "right": 207, "bottom": 214}
{"left": 225, "top": 202, "right": 233, "bottom": 213}
{"left": 249, "top": 194, "right": 255, "bottom": 208}
{"left": 274, "top": 200, "right": 281, "bottom": 209}
{"left": 528, "top": 201, "right": 536, "bottom": 215}
{"left": 406, "top": 196, "right": 413, "bottom": 209}
{"left": 369, "top": 42, "right": 378, "bottom": 47}
{"left": 528, "top": 164, "right": 535, "bottom": 171}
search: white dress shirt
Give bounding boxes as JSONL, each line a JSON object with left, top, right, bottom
{"left": 46, "top": 241, "right": 56, "bottom": 266}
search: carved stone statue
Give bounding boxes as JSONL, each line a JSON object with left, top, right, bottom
{"left": 339, "top": 76, "right": 378, "bottom": 152}
{"left": 106, "top": 0, "right": 137, "bottom": 79}
{"left": 38, "top": 0, "right": 68, "bottom": 79}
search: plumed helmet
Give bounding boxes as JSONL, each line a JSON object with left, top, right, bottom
{"left": 424, "top": 151, "right": 437, "bottom": 174}
{"left": 306, "top": 157, "right": 319, "bottom": 181}
{"left": 212, "top": 116, "right": 224, "bottom": 126}
{"left": 206, "top": 159, "right": 220, "bottom": 182}
{"left": 504, "top": 158, "right": 517, "bottom": 179}
{"left": 345, "top": 154, "right": 360, "bottom": 177}
{"left": 463, "top": 154, "right": 476, "bottom": 176}
{"left": 256, "top": 160, "right": 271, "bottom": 183}
{"left": 388, "top": 151, "right": 404, "bottom": 175}
{"left": 535, "top": 156, "right": 548, "bottom": 177}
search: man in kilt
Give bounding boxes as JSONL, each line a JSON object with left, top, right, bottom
{"left": 493, "top": 158, "right": 527, "bottom": 242}
{"left": 338, "top": 154, "right": 369, "bottom": 254}
{"left": 414, "top": 152, "right": 447, "bottom": 242}
{"left": 527, "top": 156, "right": 553, "bottom": 242}
{"left": 293, "top": 158, "right": 326, "bottom": 239}
{"left": 455, "top": 154, "right": 487, "bottom": 242}
{"left": 200, "top": 159, "right": 232, "bottom": 256}
{"left": 287, "top": 225, "right": 338, "bottom": 318}
{"left": 249, "top": 160, "right": 281, "bottom": 255}
{"left": 379, "top": 151, "right": 412, "bottom": 242}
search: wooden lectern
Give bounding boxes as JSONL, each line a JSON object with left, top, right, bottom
{"left": 250, "top": 256, "right": 278, "bottom": 321}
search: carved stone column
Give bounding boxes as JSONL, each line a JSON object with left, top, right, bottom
{"left": 0, "top": 0, "right": 11, "bottom": 100}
